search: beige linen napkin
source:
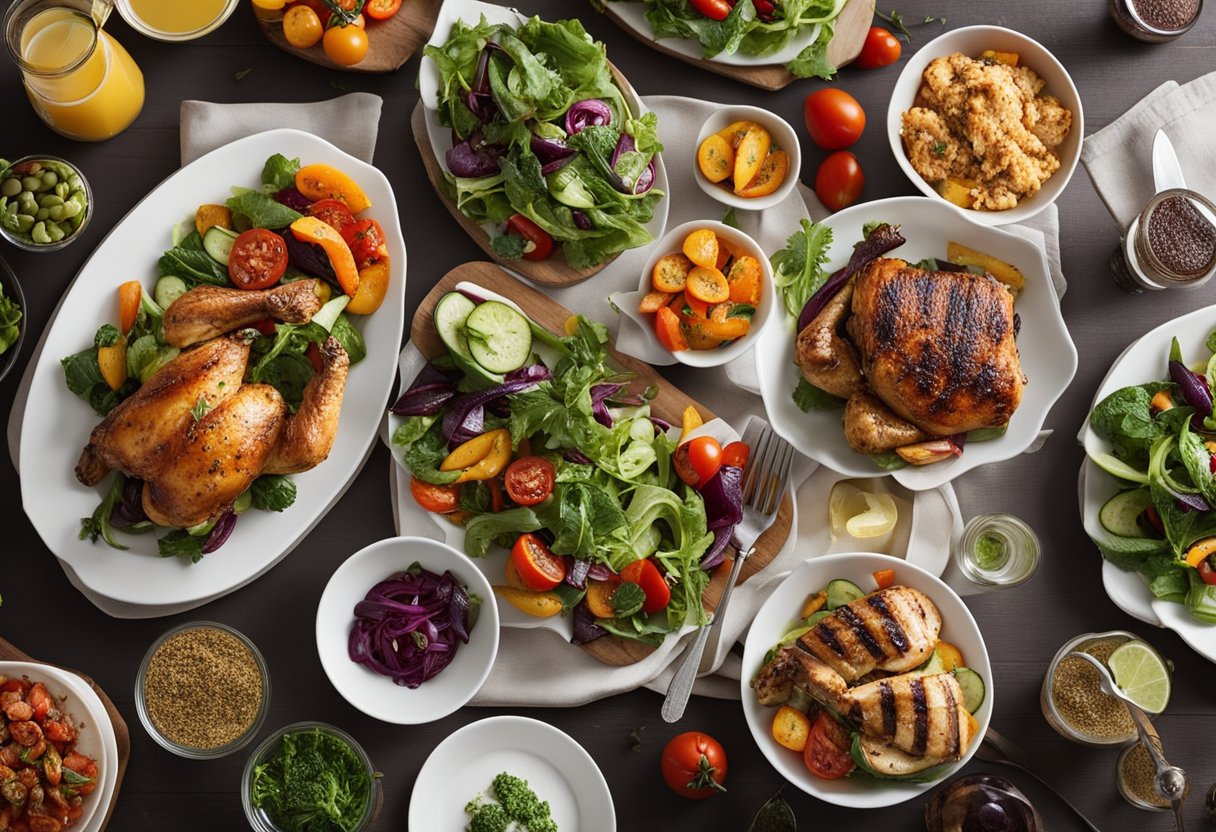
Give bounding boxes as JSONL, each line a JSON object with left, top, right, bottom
{"left": 1081, "top": 71, "right": 1216, "bottom": 229}
{"left": 7, "top": 93, "right": 384, "bottom": 618}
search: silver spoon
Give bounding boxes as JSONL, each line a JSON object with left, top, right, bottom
{"left": 1067, "top": 651, "right": 1189, "bottom": 830}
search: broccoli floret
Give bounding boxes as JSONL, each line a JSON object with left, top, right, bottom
{"left": 251, "top": 728, "right": 371, "bottom": 832}
{"left": 465, "top": 796, "right": 510, "bottom": 832}
{"left": 492, "top": 772, "right": 551, "bottom": 825}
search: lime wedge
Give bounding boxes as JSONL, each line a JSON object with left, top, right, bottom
{"left": 845, "top": 493, "right": 899, "bottom": 539}
{"left": 1108, "top": 641, "right": 1171, "bottom": 714}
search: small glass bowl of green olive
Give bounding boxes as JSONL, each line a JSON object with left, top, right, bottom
{"left": 0, "top": 155, "right": 91, "bottom": 252}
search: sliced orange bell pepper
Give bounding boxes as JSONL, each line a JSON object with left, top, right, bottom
{"left": 290, "top": 216, "right": 360, "bottom": 297}
{"left": 872, "top": 568, "right": 896, "bottom": 590}
{"left": 585, "top": 580, "right": 619, "bottom": 619}
{"left": 345, "top": 256, "right": 390, "bottom": 315}
{"left": 97, "top": 336, "right": 127, "bottom": 391}
{"left": 440, "top": 428, "right": 511, "bottom": 483}
{"left": 1185, "top": 537, "right": 1216, "bottom": 568}
{"left": 295, "top": 164, "right": 371, "bottom": 213}
{"left": 118, "top": 281, "right": 142, "bottom": 334}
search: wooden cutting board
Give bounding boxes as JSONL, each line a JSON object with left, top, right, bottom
{"left": 599, "top": 0, "right": 875, "bottom": 91}
{"left": 0, "top": 637, "right": 129, "bottom": 831}
{"left": 411, "top": 262, "right": 794, "bottom": 666}
{"left": 411, "top": 59, "right": 655, "bottom": 287}
{"left": 256, "top": 0, "right": 443, "bottom": 73}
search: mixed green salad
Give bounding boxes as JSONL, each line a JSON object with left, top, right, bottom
{"left": 64, "top": 153, "right": 371, "bottom": 563}
{"left": 392, "top": 290, "right": 747, "bottom": 646}
{"left": 0, "top": 278, "right": 19, "bottom": 360}
{"left": 425, "top": 16, "right": 664, "bottom": 270}
{"left": 610, "top": 0, "right": 848, "bottom": 79}
{"left": 1088, "top": 335, "right": 1216, "bottom": 623}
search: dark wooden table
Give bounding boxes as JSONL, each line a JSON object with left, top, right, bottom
{"left": 2, "top": 2, "right": 1215, "bottom": 830}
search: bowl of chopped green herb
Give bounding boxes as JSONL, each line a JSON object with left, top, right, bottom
{"left": 242, "top": 722, "right": 381, "bottom": 832}
{"left": 0, "top": 253, "right": 24, "bottom": 383}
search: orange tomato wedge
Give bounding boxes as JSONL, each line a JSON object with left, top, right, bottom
{"left": 295, "top": 163, "right": 371, "bottom": 213}
{"left": 697, "top": 134, "right": 734, "bottom": 183}
{"left": 736, "top": 149, "right": 789, "bottom": 198}
{"left": 654, "top": 305, "right": 688, "bottom": 352}
{"left": 716, "top": 120, "right": 761, "bottom": 149}
{"left": 686, "top": 266, "right": 730, "bottom": 304}
{"left": 652, "top": 253, "right": 693, "bottom": 293}
{"left": 289, "top": 216, "right": 360, "bottom": 297}
{"left": 734, "top": 127, "right": 772, "bottom": 195}
{"left": 682, "top": 229, "right": 720, "bottom": 269}
{"left": 118, "top": 280, "right": 142, "bottom": 333}
{"left": 726, "top": 256, "right": 762, "bottom": 305}
{"left": 346, "top": 256, "right": 390, "bottom": 314}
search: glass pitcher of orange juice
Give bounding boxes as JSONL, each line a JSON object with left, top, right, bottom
{"left": 4, "top": 0, "right": 144, "bottom": 142}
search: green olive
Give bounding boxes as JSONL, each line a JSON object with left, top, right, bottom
{"left": 1, "top": 179, "right": 20, "bottom": 198}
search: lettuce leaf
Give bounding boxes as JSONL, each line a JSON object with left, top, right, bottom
{"left": 227, "top": 187, "right": 302, "bottom": 230}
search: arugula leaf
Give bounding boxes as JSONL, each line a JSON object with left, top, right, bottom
{"left": 793, "top": 378, "right": 845, "bottom": 411}
{"left": 159, "top": 230, "right": 230, "bottom": 286}
{"left": 771, "top": 218, "right": 833, "bottom": 320}
{"left": 261, "top": 153, "right": 301, "bottom": 192}
{"left": 158, "top": 529, "right": 205, "bottom": 563}
{"left": 251, "top": 474, "right": 297, "bottom": 512}
{"left": 227, "top": 188, "right": 302, "bottom": 230}
{"left": 403, "top": 420, "right": 462, "bottom": 486}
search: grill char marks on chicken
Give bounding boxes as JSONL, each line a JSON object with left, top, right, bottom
{"left": 843, "top": 671, "right": 975, "bottom": 760}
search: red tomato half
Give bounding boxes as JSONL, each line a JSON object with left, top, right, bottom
{"left": 675, "top": 436, "right": 723, "bottom": 487}
{"left": 815, "top": 151, "right": 864, "bottom": 213}
{"left": 855, "top": 26, "right": 902, "bottom": 69}
{"left": 661, "top": 732, "right": 728, "bottom": 799}
{"left": 504, "top": 456, "right": 556, "bottom": 506}
{"left": 802, "top": 89, "right": 866, "bottom": 150}
{"left": 510, "top": 533, "right": 565, "bottom": 590}
{"left": 1199, "top": 557, "right": 1216, "bottom": 586}
{"left": 620, "top": 558, "right": 671, "bottom": 613}
{"left": 409, "top": 477, "right": 460, "bottom": 513}
{"left": 505, "top": 214, "right": 555, "bottom": 261}
{"left": 721, "top": 441, "right": 749, "bottom": 469}
{"left": 341, "top": 218, "right": 388, "bottom": 269}
{"left": 365, "top": 0, "right": 402, "bottom": 19}
{"left": 307, "top": 198, "right": 355, "bottom": 233}
{"left": 690, "top": 0, "right": 732, "bottom": 20}
{"left": 228, "top": 228, "right": 289, "bottom": 290}
{"left": 804, "top": 712, "right": 855, "bottom": 779}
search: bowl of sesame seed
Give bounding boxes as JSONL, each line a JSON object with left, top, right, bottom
{"left": 135, "top": 621, "right": 271, "bottom": 759}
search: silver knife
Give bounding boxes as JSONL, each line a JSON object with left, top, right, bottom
{"left": 1152, "top": 128, "right": 1188, "bottom": 192}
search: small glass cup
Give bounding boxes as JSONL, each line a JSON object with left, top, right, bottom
{"left": 1117, "top": 741, "right": 1172, "bottom": 811}
{"left": 0, "top": 155, "right": 92, "bottom": 252}
{"left": 114, "top": 0, "right": 238, "bottom": 42}
{"left": 953, "top": 513, "right": 1041, "bottom": 588}
{"left": 1109, "top": 0, "right": 1203, "bottom": 42}
{"left": 1040, "top": 630, "right": 1155, "bottom": 748}
{"left": 242, "top": 722, "right": 382, "bottom": 832}
{"left": 1111, "top": 188, "right": 1216, "bottom": 293}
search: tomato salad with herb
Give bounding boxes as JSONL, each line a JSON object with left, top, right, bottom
{"left": 63, "top": 153, "right": 391, "bottom": 564}
{"left": 391, "top": 291, "right": 750, "bottom": 646}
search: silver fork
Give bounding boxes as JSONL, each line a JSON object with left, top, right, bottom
{"left": 661, "top": 420, "right": 794, "bottom": 723}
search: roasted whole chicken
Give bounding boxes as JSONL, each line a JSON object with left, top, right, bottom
{"left": 75, "top": 280, "right": 349, "bottom": 528}
{"left": 796, "top": 228, "right": 1026, "bottom": 461}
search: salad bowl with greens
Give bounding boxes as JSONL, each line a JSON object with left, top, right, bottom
{"left": 1081, "top": 306, "right": 1216, "bottom": 662}
{"left": 419, "top": 0, "right": 668, "bottom": 275}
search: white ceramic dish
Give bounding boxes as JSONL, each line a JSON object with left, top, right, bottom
{"left": 692, "top": 105, "right": 802, "bottom": 212}
{"left": 18, "top": 128, "right": 407, "bottom": 608}
{"left": 409, "top": 715, "right": 614, "bottom": 831}
{"left": 618, "top": 219, "right": 776, "bottom": 368}
{"left": 315, "top": 536, "right": 500, "bottom": 724}
{"left": 755, "top": 195, "right": 1076, "bottom": 491}
{"left": 0, "top": 662, "right": 120, "bottom": 832}
{"left": 887, "top": 25, "right": 1083, "bottom": 227}
{"left": 417, "top": 0, "right": 669, "bottom": 264}
{"left": 606, "top": 1, "right": 823, "bottom": 67}
{"left": 740, "top": 552, "right": 993, "bottom": 808}
{"left": 1078, "top": 305, "right": 1216, "bottom": 663}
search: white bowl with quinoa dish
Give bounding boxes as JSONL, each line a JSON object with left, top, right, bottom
{"left": 887, "top": 25, "right": 1083, "bottom": 226}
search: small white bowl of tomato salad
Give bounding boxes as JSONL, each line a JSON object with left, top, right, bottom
{"left": 626, "top": 219, "right": 775, "bottom": 369}
{"left": 693, "top": 106, "right": 801, "bottom": 212}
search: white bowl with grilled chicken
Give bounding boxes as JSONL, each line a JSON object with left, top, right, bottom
{"left": 755, "top": 196, "right": 1076, "bottom": 491}
{"left": 742, "top": 552, "right": 992, "bottom": 807}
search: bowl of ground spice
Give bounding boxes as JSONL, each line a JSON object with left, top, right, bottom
{"left": 135, "top": 621, "right": 270, "bottom": 758}
{"left": 1118, "top": 741, "right": 1173, "bottom": 811}
{"left": 1039, "top": 630, "right": 1155, "bottom": 747}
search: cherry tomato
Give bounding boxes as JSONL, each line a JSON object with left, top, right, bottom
{"left": 228, "top": 228, "right": 289, "bottom": 290}
{"left": 328, "top": 11, "right": 365, "bottom": 27}
{"left": 620, "top": 558, "right": 671, "bottom": 613}
{"left": 803, "top": 712, "right": 855, "bottom": 779}
{"left": 721, "top": 441, "right": 749, "bottom": 469}
{"left": 323, "top": 23, "right": 369, "bottom": 67}
{"left": 505, "top": 214, "right": 555, "bottom": 261}
{"left": 409, "top": 477, "right": 461, "bottom": 513}
{"left": 675, "top": 436, "right": 723, "bottom": 487}
{"left": 307, "top": 198, "right": 355, "bottom": 232}
{"left": 690, "top": 0, "right": 732, "bottom": 20}
{"left": 802, "top": 89, "right": 866, "bottom": 150}
{"left": 1199, "top": 557, "right": 1216, "bottom": 586}
{"left": 510, "top": 533, "right": 566, "bottom": 590}
{"left": 283, "top": 5, "right": 323, "bottom": 49}
{"left": 855, "top": 26, "right": 902, "bottom": 69}
{"left": 815, "top": 151, "right": 864, "bottom": 212}
{"left": 341, "top": 218, "right": 388, "bottom": 269}
{"left": 661, "top": 732, "right": 728, "bottom": 799}
{"left": 365, "top": 0, "right": 402, "bottom": 19}
{"left": 504, "top": 456, "right": 556, "bottom": 506}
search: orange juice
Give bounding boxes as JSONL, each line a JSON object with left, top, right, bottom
{"left": 119, "top": 0, "right": 237, "bottom": 39}
{"left": 14, "top": 7, "right": 144, "bottom": 141}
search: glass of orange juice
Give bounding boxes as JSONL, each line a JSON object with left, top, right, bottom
{"left": 3, "top": 0, "right": 144, "bottom": 142}
{"left": 115, "top": 0, "right": 238, "bottom": 41}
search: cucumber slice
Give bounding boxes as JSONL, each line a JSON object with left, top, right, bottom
{"left": 1100, "top": 488, "right": 1154, "bottom": 539}
{"left": 464, "top": 300, "right": 533, "bottom": 374}
{"left": 310, "top": 294, "right": 350, "bottom": 333}
{"left": 433, "top": 292, "right": 504, "bottom": 388}
{"left": 1089, "top": 451, "right": 1150, "bottom": 484}
{"left": 953, "top": 667, "right": 986, "bottom": 713}
{"left": 825, "top": 578, "right": 866, "bottom": 610}
{"left": 154, "top": 275, "right": 189, "bottom": 310}
{"left": 203, "top": 225, "right": 239, "bottom": 265}
{"left": 232, "top": 489, "right": 253, "bottom": 514}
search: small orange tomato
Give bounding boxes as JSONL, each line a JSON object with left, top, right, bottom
{"left": 283, "top": 5, "right": 323, "bottom": 48}
{"left": 323, "top": 23, "right": 369, "bottom": 66}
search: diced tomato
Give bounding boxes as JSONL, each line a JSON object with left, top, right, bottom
{"left": 873, "top": 569, "right": 896, "bottom": 590}
{"left": 1199, "top": 557, "right": 1216, "bottom": 586}
{"left": 620, "top": 558, "right": 671, "bottom": 613}
{"left": 340, "top": 218, "right": 388, "bottom": 269}
{"left": 251, "top": 317, "right": 277, "bottom": 336}
{"left": 803, "top": 712, "right": 854, "bottom": 779}
{"left": 511, "top": 533, "right": 565, "bottom": 590}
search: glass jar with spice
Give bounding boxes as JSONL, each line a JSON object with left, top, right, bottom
{"left": 1111, "top": 188, "right": 1216, "bottom": 293}
{"left": 1118, "top": 740, "right": 1173, "bottom": 811}
{"left": 1109, "top": 0, "right": 1203, "bottom": 42}
{"left": 1040, "top": 630, "right": 1156, "bottom": 747}
{"left": 135, "top": 621, "right": 271, "bottom": 759}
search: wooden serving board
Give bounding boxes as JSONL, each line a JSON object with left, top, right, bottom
{"left": 599, "top": 0, "right": 875, "bottom": 91}
{"left": 256, "top": 0, "right": 443, "bottom": 73}
{"left": 0, "top": 637, "right": 129, "bottom": 832}
{"left": 411, "top": 59, "right": 654, "bottom": 287}
{"left": 413, "top": 262, "right": 794, "bottom": 665}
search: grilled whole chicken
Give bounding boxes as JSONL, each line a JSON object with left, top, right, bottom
{"left": 163, "top": 280, "right": 324, "bottom": 348}
{"left": 843, "top": 390, "right": 932, "bottom": 455}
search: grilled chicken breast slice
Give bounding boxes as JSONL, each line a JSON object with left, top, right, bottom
{"left": 796, "top": 586, "right": 942, "bottom": 682}
{"left": 752, "top": 645, "right": 849, "bottom": 709}
{"left": 844, "top": 671, "right": 977, "bottom": 761}
{"left": 847, "top": 258, "right": 1024, "bottom": 436}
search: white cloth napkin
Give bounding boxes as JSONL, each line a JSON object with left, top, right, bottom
{"left": 6, "top": 94, "right": 384, "bottom": 618}
{"left": 1081, "top": 71, "right": 1216, "bottom": 229}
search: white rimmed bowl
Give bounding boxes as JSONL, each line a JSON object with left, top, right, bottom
{"left": 316, "top": 536, "right": 500, "bottom": 724}
{"left": 0, "top": 661, "right": 119, "bottom": 832}
{"left": 740, "top": 552, "right": 993, "bottom": 808}
{"left": 887, "top": 25, "right": 1083, "bottom": 226}
{"left": 623, "top": 219, "right": 776, "bottom": 369}
{"left": 693, "top": 105, "right": 801, "bottom": 212}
